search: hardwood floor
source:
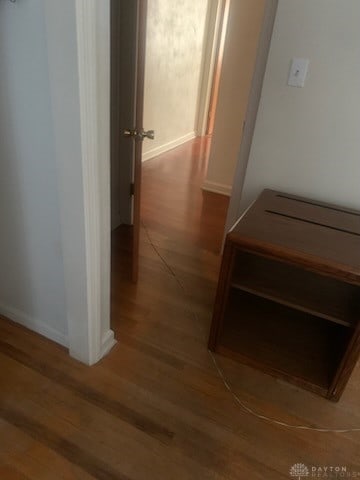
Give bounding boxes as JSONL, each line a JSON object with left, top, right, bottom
{"left": 1, "top": 137, "right": 360, "bottom": 479}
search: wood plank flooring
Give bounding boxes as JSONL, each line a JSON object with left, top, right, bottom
{"left": 1, "top": 137, "right": 360, "bottom": 479}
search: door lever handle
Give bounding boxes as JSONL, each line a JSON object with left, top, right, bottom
{"left": 123, "top": 129, "right": 155, "bottom": 141}
{"left": 140, "top": 129, "right": 155, "bottom": 140}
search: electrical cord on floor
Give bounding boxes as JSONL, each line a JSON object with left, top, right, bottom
{"left": 141, "top": 221, "right": 360, "bottom": 434}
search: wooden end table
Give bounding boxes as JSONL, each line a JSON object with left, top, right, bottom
{"left": 209, "top": 189, "right": 360, "bottom": 400}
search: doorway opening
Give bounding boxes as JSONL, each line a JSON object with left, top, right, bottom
{"left": 140, "top": 0, "right": 231, "bottom": 256}
{"left": 109, "top": 0, "right": 267, "bottom": 344}
{"left": 110, "top": 0, "right": 230, "bottom": 272}
{"left": 110, "top": 0, "right": 229, "bottom": 284}
{"left": 142, "top": 0, "right": 229, "bottom": 165}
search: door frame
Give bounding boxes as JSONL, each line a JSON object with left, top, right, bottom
{"left": 64, "top": 0, "right": 277, "bottom": 364}
{"left": 224, "top": 0, "right": 278, "bottom": 233}
{"left": 73, "top": 0, "right": 116, "bottom": 362}
{"left": 45, "top": 0, "right": 115, "bottom": 365}
{"left": 196, "top": 0, "right": 228, "bottom": 136}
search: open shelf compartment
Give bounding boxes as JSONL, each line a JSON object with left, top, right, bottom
{"left": 231, "top": 251, "right": 360, "bottom": 328}
{"left": 218, "top": 290, "right": 352, "bottom": 394}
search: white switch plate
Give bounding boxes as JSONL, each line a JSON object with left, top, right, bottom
{"left": 288, "top": 58, "right": 309, "bottom": 87}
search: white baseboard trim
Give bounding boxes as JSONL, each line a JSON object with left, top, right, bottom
{"left": 202, "top": 180, "right": 232, "bottom": 196}
{"left": 142, "top": 132, "right": 196, "bottom": 162}
{"left": 0, "top": 303, "right": 68, "bottom": 347}
{"left": 100, "top": 329, "right": 117, "bottom": 358}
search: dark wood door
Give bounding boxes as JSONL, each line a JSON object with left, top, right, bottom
{"left": 111, "top": 0, "right": 149, "bottom": 282}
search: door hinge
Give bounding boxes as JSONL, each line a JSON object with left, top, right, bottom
{"left": 130, "top": 183, "right": 135, "bottom": 196}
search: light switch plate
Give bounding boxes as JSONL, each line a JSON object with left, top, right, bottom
{"left": 288, "top": 58, "right": 309, "bottom": 87}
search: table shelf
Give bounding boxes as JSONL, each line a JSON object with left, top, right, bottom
{"left": 219, "top": 290, "right": 350, "bottom": 394}
{"left": 231, "top": 252, "right": 360, "bottom": 328}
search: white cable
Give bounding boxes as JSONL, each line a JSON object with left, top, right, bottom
{"left": 208, "top": 350, "right": 360, "bottom": 433}
{"left": 142, "top": 221, "right": 360, "bottom": 434}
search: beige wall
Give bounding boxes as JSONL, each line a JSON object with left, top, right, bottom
{"left": 240, "top": 0, "right": 360, "bottom": 212}
{"left": 203, "top": 0, "right": 266, "bottom": 196}
{"left": 143, "top": 0, "right": 208, "bottom": 161}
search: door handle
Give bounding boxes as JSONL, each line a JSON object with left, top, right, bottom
{"left": 140, "top": 129, "right": 155, "bottom": 140}
{"left": 123, "top": 129, "right": 155, "bottom": 141}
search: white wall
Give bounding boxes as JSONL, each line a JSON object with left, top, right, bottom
{"left": 142, "top": 0, "right": 208, "bottom": 161}
{"left": 0, "top": 0, "right": 114, "bottom": 362}
{"left": 0, "top": 0, "right": 67, "bottom": 344}
{"left": 44, "top": 0, "right": 114, "bottom": 363}
{"left": 240, "top": 0, "right": 360, "bottom": 212}
{"left": 203, "top": 0, "right": 266, "bottom": 196}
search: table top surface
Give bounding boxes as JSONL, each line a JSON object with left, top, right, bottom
{"left": 228, "top": 189, "right": 360, "bottom": 284}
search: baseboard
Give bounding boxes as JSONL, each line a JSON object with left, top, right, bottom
{"left": 0, "top": 303, "right": 68, "bottom": 347}
{"left": 100, "top": 329, "right": 117, "bottom": 358}
{"left": 142, "top": 132, "right": 196, "bottom": 162}
{"left": 202, "top": 180, "right": 232, "bottom": 196}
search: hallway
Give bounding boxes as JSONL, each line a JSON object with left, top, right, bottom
{"left": 111, "top": 137, "right": 230, "bottom": 367}
{"left": 141, "top": 137, "right": 229, "bottom": 254}
{"left": 0, "top": 140, "right": 359, "bottom": 479}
